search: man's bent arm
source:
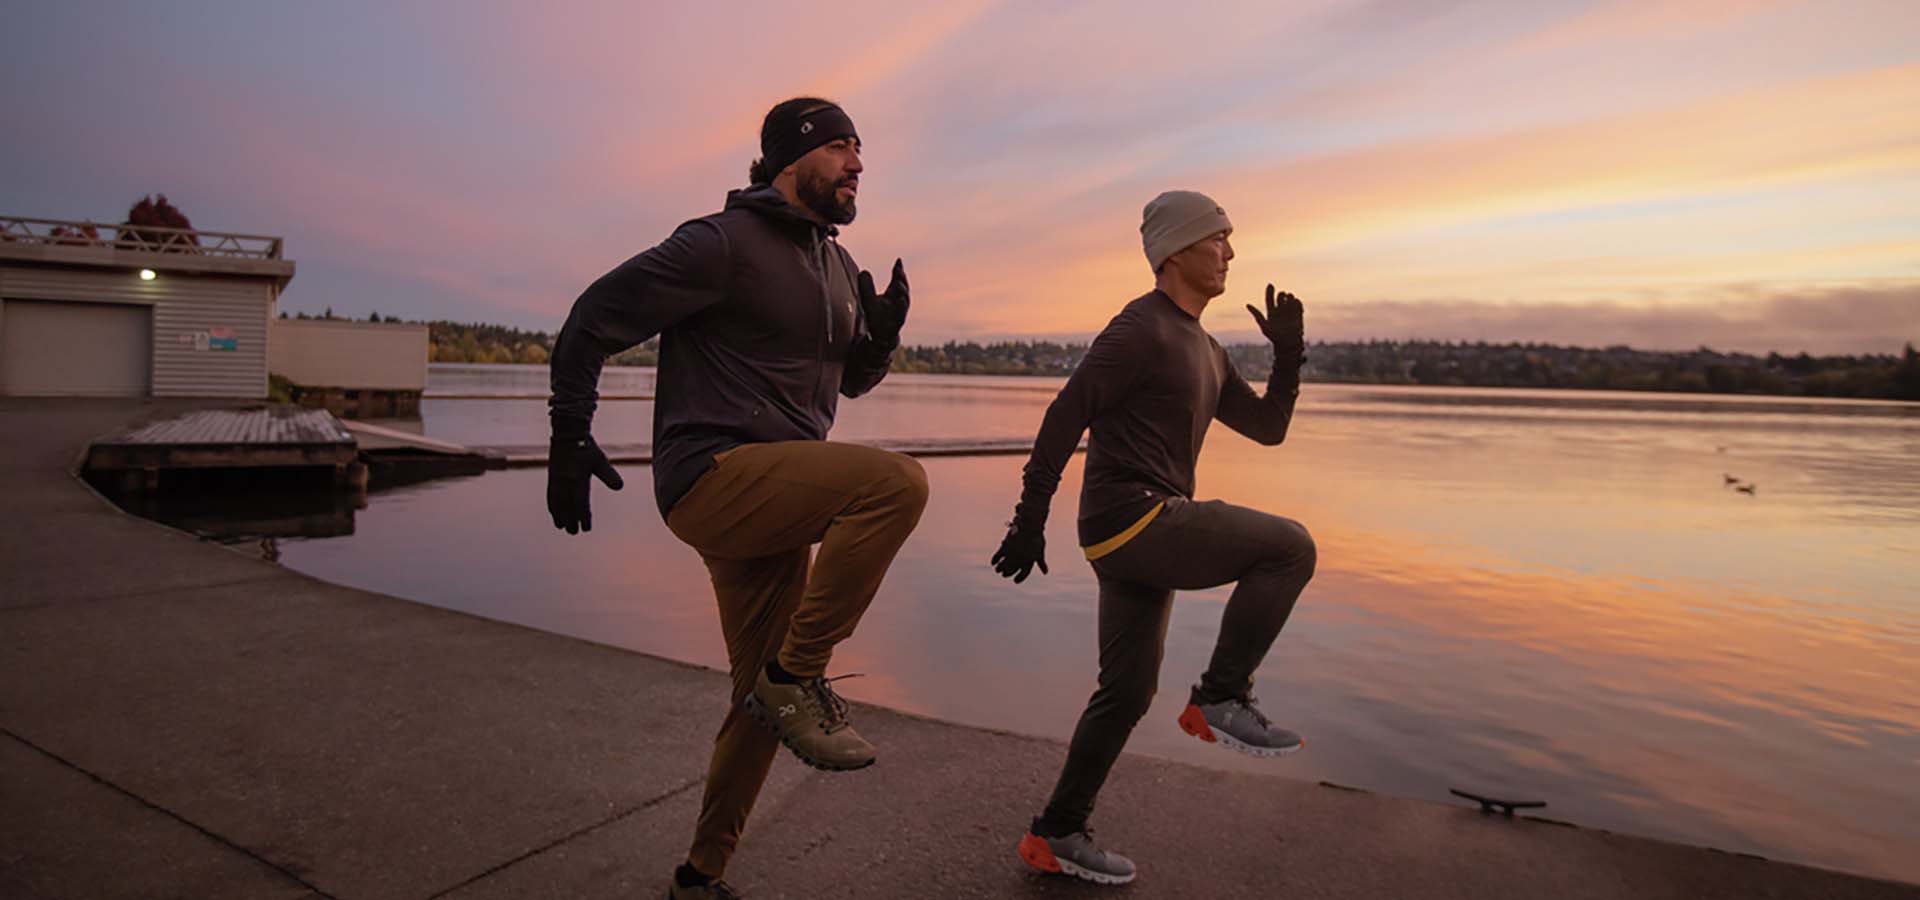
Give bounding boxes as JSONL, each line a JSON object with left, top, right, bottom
{"left": 1215, "top": 349, "right": 1301, "bottom": 446}
{"left": 1014, "top": 319, "right": 1147, "bottom": 530}
{"left": 549, "top": 220, "right": 731, "bottom": 435}
{"left": 839, "top": 327, "right": 895, "bottom": 398}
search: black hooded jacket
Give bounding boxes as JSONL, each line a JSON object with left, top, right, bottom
{"left": 549, "top": 185, "right": 895, "bottom": 513}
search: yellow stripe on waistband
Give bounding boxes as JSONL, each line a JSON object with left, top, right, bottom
{"left": 1082, "top": 502, "right": 1166, "bottom": 561}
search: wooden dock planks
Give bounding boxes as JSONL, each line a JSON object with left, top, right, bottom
{"left": 86, "top": 406, "right": 358, "bottom": 473}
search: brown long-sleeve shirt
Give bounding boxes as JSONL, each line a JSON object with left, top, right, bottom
{"left": 1015, "top": 290, "right": 1300, "bottom": 546}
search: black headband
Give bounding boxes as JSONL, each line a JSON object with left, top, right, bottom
{"left": 761, "top": 104, "right": 859, "bottom": 180}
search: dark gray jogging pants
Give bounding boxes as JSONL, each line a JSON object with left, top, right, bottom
{"left": 1039, "top": 496, "right": 1316, "bottom": 833}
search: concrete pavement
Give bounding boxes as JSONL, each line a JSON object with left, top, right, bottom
{"left": 3, "top": 398, "right": 1915, "bottom": 900}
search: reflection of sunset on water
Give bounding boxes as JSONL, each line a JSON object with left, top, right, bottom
{"left": 280, "top": 382, "right": 1920, "bottom": 883}
{"left": 1300, "top": 526, "right": 1917, "bottom": 866}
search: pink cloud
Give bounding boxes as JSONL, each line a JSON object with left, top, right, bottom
{"left": 1293, "top": 282, "right": 1920, "bottom": 354}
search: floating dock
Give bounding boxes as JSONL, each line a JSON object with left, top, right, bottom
{"left": 84, "top": 406, "right": 359, "bottom": 491}
{"left": 337, "top": 418, "right": 505, "bottom": 482}
{"left": 83, "top": 406, "right": 505, "bottom": 492}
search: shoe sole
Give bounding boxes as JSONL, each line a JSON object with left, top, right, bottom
{"left": 1018, "top": 833, "right": 1135, "bottom": 885}
{"left": 1177, "top": 703, "right": 1303, "bottom": 758}
{"left": 743, "top": 693, "right": 876, "bottom": 772}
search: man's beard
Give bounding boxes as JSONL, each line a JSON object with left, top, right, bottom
{"left": 797, "top": 170, "right": 857, "bottom": 225}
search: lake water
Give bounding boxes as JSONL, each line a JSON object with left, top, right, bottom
{"left": 275, "top": 364, "right": 1919, "bottom": 884}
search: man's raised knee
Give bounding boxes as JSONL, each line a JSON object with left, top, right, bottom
{"left": 1283, "top": 519, "right": 1317, "bottom": 573}
{"left": 883, "top": 452, "right": 930, "bottom": 515}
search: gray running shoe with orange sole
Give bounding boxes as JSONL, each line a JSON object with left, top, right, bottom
{"left": 1178, "top": 693, "right": 1304, "bottom": 758}
{"left": 1018, "top": 829, "right": 1136, "bottom": 885}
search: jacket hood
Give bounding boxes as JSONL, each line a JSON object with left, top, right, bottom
{"left": 725, "top": 184, "right": 837, "bottom": 238}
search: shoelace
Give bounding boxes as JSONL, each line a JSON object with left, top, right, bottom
{"left": 1067, "top": 827, "right": 1116, "bottom": 863}
{"left": 810, "top": 673, "right": 864, "bottom": 734}
{"left": 708, "top": 879, "right": 741, "bottom": 900}
{"left": 1234, "top": 695, "right": 1273, "bottom": 730}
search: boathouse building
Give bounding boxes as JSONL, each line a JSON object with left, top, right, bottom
{"left": 0, "top": 214, "right": 293, "bottom": 398}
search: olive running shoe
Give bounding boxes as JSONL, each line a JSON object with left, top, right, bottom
{"left": 744, "top": 670, "right": 876, "bottom": 771}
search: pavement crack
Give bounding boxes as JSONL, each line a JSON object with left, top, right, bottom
{"left": 423, "top": 775, "right": 706, "bottom": 899}
{"left": 1, "top": 726, "right": 342, "bottom": 899}
{"left": 790, "top": 829, "right": 835, "bottom": 862}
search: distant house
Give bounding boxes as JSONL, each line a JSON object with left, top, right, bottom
{"left": 0, "top": 214, "right": 294, "bottom": 398}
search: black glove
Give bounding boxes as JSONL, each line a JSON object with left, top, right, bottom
{"left": 1247, "top": 284, "right": 1306, "bottom": 365}
{"left": 547, "top": 434, "right": 623, "bottom": 534}
{"left": 991, "top": 522, "right": 1049, "bottom": 584}
{"left": 857, "top": 258, "right": 910, "bottom": 346}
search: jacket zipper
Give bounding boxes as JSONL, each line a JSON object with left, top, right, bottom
{"left": 813, "top": 234, "right": 831, "bottom": 399}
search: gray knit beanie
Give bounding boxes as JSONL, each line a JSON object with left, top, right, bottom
{"left": 1141, "top": 190, "right": 1232, "bottom": 272}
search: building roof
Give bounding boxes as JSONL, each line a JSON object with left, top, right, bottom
{"left": 0, "top": 214, "right": 295, "bottom": 286}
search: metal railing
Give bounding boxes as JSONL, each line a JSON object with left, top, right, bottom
{"left": 0, "top": 215, "right": 283, "bottom": 260}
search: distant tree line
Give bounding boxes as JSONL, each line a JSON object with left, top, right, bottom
{"left": 424, "top": 320, "right": 556, "bottom": 366}
{"left": 280, "top": 316, "right": 658, "bottom": 367}
{"left": 277, "top": 316, "right": 1920, "bottom": 401}
{"left": 889, "top": 340, "right": 1084, "bottom": 375}
{"left": 897, "top": 339, "right": 1920, "bottom": 401}
{"left": 1270, "top": 340, "right": 1920, "bottom": 400}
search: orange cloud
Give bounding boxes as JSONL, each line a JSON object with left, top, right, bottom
{"left": 911, "top": 61, "right": 1920, "bottom": 337}
{"left": 1222, "top": 63, "right": 1920, "bottom": 256}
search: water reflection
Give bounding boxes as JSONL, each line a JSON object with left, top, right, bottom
{"left": 94, "top": 468, "right": 362, "bottom": 554}
{"left": 271, "top": 375, "right": 1918, "bottom": 884}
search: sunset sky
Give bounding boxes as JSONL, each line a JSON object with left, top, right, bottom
{"left": 4, "top": 1, "right": 1917, "bottom": 352}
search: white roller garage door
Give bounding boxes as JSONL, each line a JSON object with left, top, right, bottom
{"left": 1, "top": 299, "right": 152, "bottom": 396}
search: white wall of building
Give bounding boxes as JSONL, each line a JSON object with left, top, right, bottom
{"left": 269, "top": 318, "right": 428, "bottom": 390}
{"left": 0, "top": 266, "right": 272, "bottom": 398}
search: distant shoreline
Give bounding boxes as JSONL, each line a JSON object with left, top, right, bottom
{"left": 381, "top": 316, "right": 1916, "bottom": 402}
{"left": 414, "top": 335, "right": 1920, "bottom": 403}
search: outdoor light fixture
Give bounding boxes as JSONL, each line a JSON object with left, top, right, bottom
{"left": 138, "top": 269, "right": 157, "bottom": 281}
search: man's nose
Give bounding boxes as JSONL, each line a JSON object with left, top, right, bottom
{"left": 847, "top": 153, "right": 864, "bottom": 175}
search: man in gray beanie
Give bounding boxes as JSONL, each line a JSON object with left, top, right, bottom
{"left": 992, "top": 190, "right": 1316, "bottom": 884}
